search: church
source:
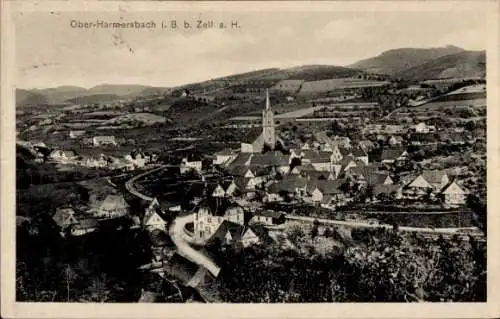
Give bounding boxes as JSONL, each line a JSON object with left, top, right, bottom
{"left": 240, "top": 89, "right": 283, "bottom": 153}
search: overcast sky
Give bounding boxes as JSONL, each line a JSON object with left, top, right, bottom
{"left": 15, "top": 6, "right": 492, "bottom": 89}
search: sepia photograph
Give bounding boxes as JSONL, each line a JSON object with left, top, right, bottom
{"left": 2, "top": 0, "right": 500, "bottom": 318}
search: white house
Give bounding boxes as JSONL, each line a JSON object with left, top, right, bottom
{"left": 441, "top": 182, "right": 468, "bottom": 207}
{"left": 213, "top": 149, "right": 237, "bottom": 166}
{"left": 93, "top": 136, "right": 117, "bottom": 147}
{"left": 49, "top": 150, "right": 77, "bottom": 163}
{"left": 241, "top": 228, "right": 260, "bottom": 247}
{"left": 92, "top": 194, "right": 130, "bottom": 219}
{"left": 211, "top": 184, "right": 226, "bottom": 198}
{"left": 193, "top": 206, "right": 224, "bottom": 241}
{"left": 249, "top": 210, "right": 286, "bottom": 226}
{"left": 224, "top": 206, "right": 245, "bottom": 225}
{"left": 180, "top": 157, "right": 202, "bottom": 174}
{"left": 69, "top": 130, "right": 86, "bottom": 139}
{"left": 413, "top": 122, "right": 436, "bottom": 134}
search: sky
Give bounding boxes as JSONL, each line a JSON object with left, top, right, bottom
{"left": 14, "top": 6, "right": 493, "bottom": 89}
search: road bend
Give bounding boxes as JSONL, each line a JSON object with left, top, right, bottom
{"left": 125, "top": 165, "right": 221, "bottom": 278}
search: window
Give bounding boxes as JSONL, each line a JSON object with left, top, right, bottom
{"left": 208, "top": 217, "right": 211, "bottom": 223}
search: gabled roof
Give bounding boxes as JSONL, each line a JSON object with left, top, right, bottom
{"left": 275, "top": 175, "right": 308, "bottom": 193}
{"left": 305, "top": 170, "right": 330, "bottom": 180}
{"left": 241, "top": 129, "right": 264, "bottom": 144}
{"left": 373, "top": 184, "right": 402, "bottom": 196}
{"left": 441, "top": 181, "right": 468, "bottom": 195}
{"left": 247, "top": 224, "right": 274, "bottom": 244}
{"left": 307, "top": 179, "right": 344, "bottom": 195}
{"left": 380, "top": 147, "right": 406, "bottom": 161}
{"left": 249, "top": 152, "right": 288, "bottom": 166}
{"left": 215, "top": 148, "right": 235, "bottom": 156}
{"left": 253, "top": 210, "right": 285, "bottom": 219}
{"left": 421, "top": 170, "right": 448, "bottom": 185}
{"left": 99, "top": 194, "right": 130, "bottom": 211}
{"left": 228, "top": 153, "right": 252, "bottom": 166}
{"left": 232, "top": 176, "right": 252, "bottom": 191}
{"left": 303, "top": 150, "right": 332, "bottom": 163}
{"left": 229, "top": 165, "right": 254, "bottom": 177}
{"left": 207, "top": 220, "right": 245, "bottom": 244}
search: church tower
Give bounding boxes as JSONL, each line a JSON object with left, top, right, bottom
{"left": 262, "top": 89, "right": 276, "bottom": 149}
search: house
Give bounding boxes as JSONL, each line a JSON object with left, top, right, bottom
{"left": 180, "top": 155, "right": 203, "bottom": 174}
{"left": 209, "top": 183, "right": 226, "bottom": 198}
{"left": 125, "top": 151, "right": 147, "bottom": 168}
{"left": 92, "top": 135, "right": 117, "bottom": 147}
{"left": 440, "top": 181, "right": 468, "bottom": 207}
{"left": 92, "top": 194, "right": 130, "bottom": 219}
{"left": 250, "top": 210, "right": 286, "bottom": 226}
{"left": 302, "top": 150, "right": 333, "bottom": 172}
{"left": 412, "top": 122, "right": 436, "bottom": 134}
{"left": 49, "top": 150, "right": 77, "bottom": 163}
{"left": 70, "top": 219, "right": 98, "bottom": 236}
{"left": 331, "top": 136, "right": 351, "bottom": 148}
{"left": 206, "top": 220, "right": 268, "bottom": 247}
{"left": 69, "top": 130, "right": 86, "bottom": 139}
{"left": 339, "top": 146, "right": 369, "bottom": 165}
{"left": 380, "top": 147, "right": 408, "bottom": 165}
{"left": 347, "top": 167, "right": 393, "bottom": 186}
{"left": 143, "top": 199, "right": 167, "bottom": 231}
{"left": 358, "top": 140, "right": 376, "bottom": 153}
{"left": 387, "top": 135, "right": 404, "bottom": 146}
{"left": 306, "top": 179, "right": 345, "bottom": 205}
{"left": 52, "top": 208, "right": 78, "bottom": 229}
{"left": 224, "top": 206, "right": 245, "bottom": 225}
{"left": 274, "top": 175, "right": 308, "bottom": 197}
{"left": 372, "top": 184, "right": 404, "bottom": 201}
{"left": 213, "top": 149, "right": 237, "bottom": 166}
{"left": 405, "top": 170, "right": 450, "bottom": 198}
{"left": 193, "top": 202, "right": 243, "bottom": 242}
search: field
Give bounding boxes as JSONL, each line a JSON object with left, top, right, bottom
{"left": 298, "top": 78, "right": 391, "bottom": 95}
{"left": 414, "top": 98, "right": 486, "bottom": 110}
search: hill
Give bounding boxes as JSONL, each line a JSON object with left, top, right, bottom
{"left": 32, "top": 86, "right": 88, "bottom": 104}
{"left": 395, "top": 50, "right": 486, "bottom": 81}
{"left": 16, "top": 89, "right": 49, "bottom": 107}
{"left": 65, "top": 94, "right": 121, "bottom": 105}
{"left": 88, "top": 84, "right": 152, "bottom": 96}
{"left": 349, "top": 45, "right": 465, "bottom": 76}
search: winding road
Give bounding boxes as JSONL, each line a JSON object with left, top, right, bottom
{"left": 125, "top": 164, "right": 221, "bottom": 278}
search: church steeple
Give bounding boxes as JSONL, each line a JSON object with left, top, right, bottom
{"left": 265, "top": 89, "right": 270, "bottom": 110}
{"left": 262, "top": 88, "right": 276, "bottom": 150}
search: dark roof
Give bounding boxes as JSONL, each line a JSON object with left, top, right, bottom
{"left": 207, "top": 220, "right": 245, "bottom": 244}
{"left": 248, "top": 224, "right": 274, "bottom": 244}
{"left": 373, "top": 184, "right": 402, "bottom": 196}
{"left": 421, "top": 170, "right": 448, "bottom": 185}
{"left": 240, "top": 129, "right": 263, "bottom": 144}
{"left": 305, "top": 170, "right": 330, "bottom": 180}
{"left": 307, "top": 179, "right": 344, "bottom": 195}
{"left": 228, "top": 153, "right": 252, "bottom": 166}
{"left": 254, "top": 210, "right": 285, "bottom": 219}
{"left": 229, "top": 165, "right": 253, "bottom": 177}
{"left": 232, "top": 176, "right": 252, "bottom": 191}
{"left": 303, "top": 150, "right": 331, "bottom": 163}
{"left": 380, "top": 147, "right": 406, "bottom": 161}
{"left": 252, "top": 152, "right": 290, "bottom": 166}
{"left": 276, "top": 175, "right": 307, "bottom": 192}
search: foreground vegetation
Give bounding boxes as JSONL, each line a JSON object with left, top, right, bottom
{"left": 213, "top": 227, "right": 486, "bottom": 302}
